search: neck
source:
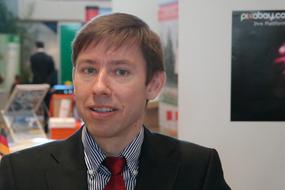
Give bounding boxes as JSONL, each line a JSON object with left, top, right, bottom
{"left": 37, "top": 48, "right": 44, "bottom": 52}
{"left": 94, "top": 125, "right": 142, "bottom": 156}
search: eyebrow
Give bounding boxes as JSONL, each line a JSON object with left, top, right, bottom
{"left": 76, "top": 58, "right": 134, "bottom": 67}
{"left": 76, "top": 59, "right": 97, "bottom": 65}
{"left": 109, "top": 59, "right": 133, "bottom": 66}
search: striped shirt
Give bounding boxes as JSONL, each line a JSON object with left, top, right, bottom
{"left": 81, "top": 126, "right": 144, "bottom": 190}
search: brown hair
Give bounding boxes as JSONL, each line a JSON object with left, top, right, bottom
{"left": 72, "top": 13, "right": 164, "bottom": 84}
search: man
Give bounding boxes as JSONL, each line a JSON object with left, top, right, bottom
{"left": 0, "top": 13, "right": 231, "bottom": 190}
{"left": 30, "top": 41, "right": 57, "bottom": 133}
{"left": 30, "top": 41, "right": 55, "bottom": 85}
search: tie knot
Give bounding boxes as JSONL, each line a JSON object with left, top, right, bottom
{"left": 104, "top": 157, "right": 126, "bottom": 175}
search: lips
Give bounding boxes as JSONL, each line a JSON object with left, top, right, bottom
{"left": 90, "top": 107, "right": 117, "bottom": 113}
{"left": 88, "top": 106, "right": 119, "bottom": 119}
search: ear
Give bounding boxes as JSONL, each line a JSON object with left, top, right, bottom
{"left": 146, "top": 71, "right": 166, "bottom": 100}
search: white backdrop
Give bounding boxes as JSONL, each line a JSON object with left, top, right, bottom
{"left": 179, "top": 1, "right": 285, "bottom": 190}
{"left": 112, "top": 0, "right": 159, "bottom": 34}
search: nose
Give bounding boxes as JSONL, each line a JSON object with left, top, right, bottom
{"left": 92, "top": 69, "right": 112, "bottom": 96}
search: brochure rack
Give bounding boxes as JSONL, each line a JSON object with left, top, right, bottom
{"left": 1, "top": 84, "right": 49, "bottom": 143}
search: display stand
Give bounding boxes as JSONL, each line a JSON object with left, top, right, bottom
{"left": 1, "top": 84, "right": 49, "bottom": 144}
{"left": 49, "top": 93, "right": 81, "bottom": 140}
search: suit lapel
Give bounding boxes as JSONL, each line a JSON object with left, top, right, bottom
{"left": 44, "top": 127, "right": 180, "bottom": 190}
{"left": 45, "top": 129, "right": 88, "bottom": 190}
{"left": 135, "top": 128, "right": 180, "bottom": 190}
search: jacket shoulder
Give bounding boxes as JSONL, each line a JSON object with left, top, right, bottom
{"left": 148, "top": 132, "right": 213, "bottom": 159}
{"left": 146, "top": 132, "right": 230, "bottom": 189}
{"left": 2, "top": 128, "right": 82, "bottom": 166}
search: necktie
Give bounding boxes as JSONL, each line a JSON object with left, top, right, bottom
{"left": 103, "top": 156, "right": 126, "bottom": 190}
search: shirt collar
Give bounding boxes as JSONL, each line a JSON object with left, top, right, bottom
{"left": 82, "top": 125, "right": 144, "bottom": 175}
{"left": 121, "top": 127, "right": 144, "bottom": 175}
{"left": 82, "top": 126, "right": 106, "bottom": 171}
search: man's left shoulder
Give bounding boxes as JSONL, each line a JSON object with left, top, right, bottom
{"left": 148, "top": 131, "right": 215, "bottom": 161}
{"left": 150, "top": 132, "right": 211, "bottom": 149}
{"left": 148, "top": 132, "right": 231, "bottom": 189}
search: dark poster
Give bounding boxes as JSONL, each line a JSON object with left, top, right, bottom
{"left": 231, "top": 10, "right": 285, "bottom": 121}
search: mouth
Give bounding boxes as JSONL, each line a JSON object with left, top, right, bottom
{"left": 90, "top": 107, "right": 118, "bottom": 113}
{"left": 88, "top": 106, "right": 119, "bottom": 119}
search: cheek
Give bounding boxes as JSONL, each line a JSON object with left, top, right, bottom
{"left": 119, "top": 85, "right": 147, "bottom": 104}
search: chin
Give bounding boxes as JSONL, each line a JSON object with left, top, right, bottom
{"left": 86, "top": 123, "right": 114, "bottom": 136}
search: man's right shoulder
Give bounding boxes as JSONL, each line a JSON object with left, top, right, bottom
{"left": 3, "top": 128, "right": 82, "bottom": 162}
{"left": 3, "top": 140, "right": 63, "bottom": 161}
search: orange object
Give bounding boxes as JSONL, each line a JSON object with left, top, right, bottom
{"left": 50, "top": 121, "right": 81, "bottom": 140}
{"left": 49, "top": 94, "right": 81, "bottom": 140}
{"left": 49, "top": 94, "right": 75, "bottom": 117}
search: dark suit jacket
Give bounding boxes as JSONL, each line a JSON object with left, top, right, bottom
{"left": 0, "top": 128, "right": 230, "bottom": 190}
{"left": 30, "top": 52, "right": 55, "bottom": 84}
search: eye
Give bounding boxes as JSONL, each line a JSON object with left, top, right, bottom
{"left": 82, "top": 67, "right": 97, "bottom": 75}
{"left": 115, "top": 68, "right": 129, "bottom": 76}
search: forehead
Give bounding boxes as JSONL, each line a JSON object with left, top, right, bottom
{"left": 76, "top": 40, "right": 145, "bottom": 62}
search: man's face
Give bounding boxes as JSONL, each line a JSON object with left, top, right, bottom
{"left": 73, "top": 42, "right": 163, "bottom": 140}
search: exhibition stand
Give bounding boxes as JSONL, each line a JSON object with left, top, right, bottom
{"left": 0, "top": 84, "right": 81, "bottom": 153}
